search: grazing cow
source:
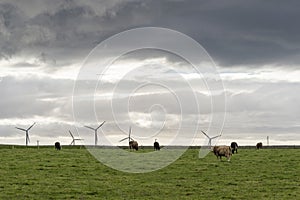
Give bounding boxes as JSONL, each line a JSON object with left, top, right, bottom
{"left": 154, "top": 139, "right": 160, "bottom": 151}
{"left": 230, "top": 142, "right": 238, "bottom": 154}
{"left": 129, "top": 140, "right": 138, "bottom": 151}
{"left": 55, "top": 142, "right": 61, "bottom": 150}
{"left": 213, "top": 146, "right": 232, "bottom": 161}
{"left": 256, "top": 142, "right": 263, "bottom": 149}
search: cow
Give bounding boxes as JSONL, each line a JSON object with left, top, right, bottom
{"left": 213, "top": 146, "right": 232, "bottom": 161}
{"left": 129, "top": 140, "right": 138, "bottom": 151}
{"left": 230, "top": 142, "right": 238, "bottom": 154}
{"left": 256, "top": 142, "right": 263, "bottom": 149}
{"left": 55, "top": 142, "right": 61, "bottom": 150}
{"left": 154, "top": 139, "right": 160, "bottom": 151}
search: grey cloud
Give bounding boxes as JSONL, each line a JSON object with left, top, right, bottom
{"left": 0, "top": 0, "right": 155, "bottom": 62}
{"left": 0, "top": 75, "right": 73, "bottom": 119}
{"left": 0, "top": 3, "right": 25, "bottom": 58}
{"left": 2, "top": 0, "right": 300, "bottom": 66}
{"left": 151, "top": 0, "right": 300, "bottom": 66}
{"left": 224, "top": 80, "right": 300, "bottom": 137}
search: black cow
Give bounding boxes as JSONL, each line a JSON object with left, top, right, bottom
{"left": 154, "top": 139, "right": 160, "bottom": 151}
{"left": 256, "top": 142, "right": 263, "bottom": 149}
{"left": 55, "top": 142, "right": 61, "bottom": 150}
{"left": 230, "top": 142, "right": 238, "bottom": 154}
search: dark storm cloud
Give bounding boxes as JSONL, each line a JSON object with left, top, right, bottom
{"left": 150, "top": 0, "right": 300, "bottom": 66}
{"left": 0, "top": 2, "right": 25, "bottom": 59}
{"left": 1, "top": 0, "right": 299, "bottom": 66}
{"left": 0, "top": 0, "right": 157, "bottom": 63}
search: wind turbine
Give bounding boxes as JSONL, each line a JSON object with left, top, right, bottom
{"left": 119, "top": 126, "right": 134, "bottom": 144}
{"left": 201, "top": 130, "right": 221, "bottom": 147}
{"left": 15, "top": 122, "right": 36, "bottom": 146}
{"left": 119, "top": 126, "right": 138, "bottom": 150}
{"left": 69, "top": 130, "right": 84, "bottom": 145}
{"left": 84, "top": 121, "right": 105, "bottom": 146}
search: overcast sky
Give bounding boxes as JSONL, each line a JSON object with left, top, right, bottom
{"left": 0, "top": 0, "right": 300, "bottom": 146}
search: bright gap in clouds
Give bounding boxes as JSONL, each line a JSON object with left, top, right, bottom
{"left": 219, "top": 66, "right": 300, "bottom": 83}
{"left": 0, "top": 56, "right": 80, "bottom": 80}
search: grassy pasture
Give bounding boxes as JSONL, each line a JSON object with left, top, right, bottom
{"left": 0, "top": 146, "right": 299, "bottom": 199}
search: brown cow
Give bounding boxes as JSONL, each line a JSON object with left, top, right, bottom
{"left": 213, "top": 146, "right": 232, "bottom": 161}
{"left": 256, "top": 142, "right": 263, "bottom": 149}
{"left": 129, "top": 140, "right": 138, "bottom": 151}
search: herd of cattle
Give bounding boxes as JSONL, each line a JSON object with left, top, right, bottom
{"left": 54, "top": 140, "right": 264, "bottom": 162}
{"left": 213, "top": 142, "right": 264, "bottom": 161}
{"left": 54, "top": 139, "right": 161, "bottom": 151}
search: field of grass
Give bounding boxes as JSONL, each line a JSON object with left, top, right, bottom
{"left": 0, "top": 146, "right": 299, "bottom": 199}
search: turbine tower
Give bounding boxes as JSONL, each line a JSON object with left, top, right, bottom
{"left": 15, "top": 122, "right": 36, "bottom": 146}
{"left": 201, "top": 130, "right": 221, "bottom": 147}
{"left": 84, "top": 121, "right": 105, "bottom": 146}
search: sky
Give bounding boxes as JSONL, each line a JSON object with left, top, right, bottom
{"left": 0, "top": 0, "right": 300, "bottom": 146}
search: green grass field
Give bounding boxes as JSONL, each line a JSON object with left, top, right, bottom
{"left": 0, "top": 146, "right": 299, "bottom": 199}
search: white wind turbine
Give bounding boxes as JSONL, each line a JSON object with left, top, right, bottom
{"left": 69, "top": 130, "right": 83, "bottom": 145}
{"left": 119, "top": 126, "right": 134, "bottom": 144}
{"left": 119, "top": 126, "right": 139, "bottom": 150}
{"left": 15, "top": 122, "right": 36, "bottom": 146}
{"left": 84, "top": 121, "right": 105, "bottom": 146}
{"left": 201, "top": 130, "right": 221, "bottom": 147}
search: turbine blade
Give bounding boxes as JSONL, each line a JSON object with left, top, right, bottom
{"left": 84, "top": 125, "right": 95, "bottom": 130}
{"left": 119, "top": 137, "right": 129, "bottom": 142}
{"left": 15, "top": 127, "right": 26, "bottom": 131}
{"left": 96, "top": 121, "right": 106, "bottom": 130}
{"left": 201, "top": 130, "right": 210, "bottom": 139}
{"left": 211, "top": 135, "right": 221, "bottom": 139}
{"left": 69, "top": 130, "right": 74, "bottom": 139}
{"left": 27, "top": 122, "right": 36, "bottom": 131}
